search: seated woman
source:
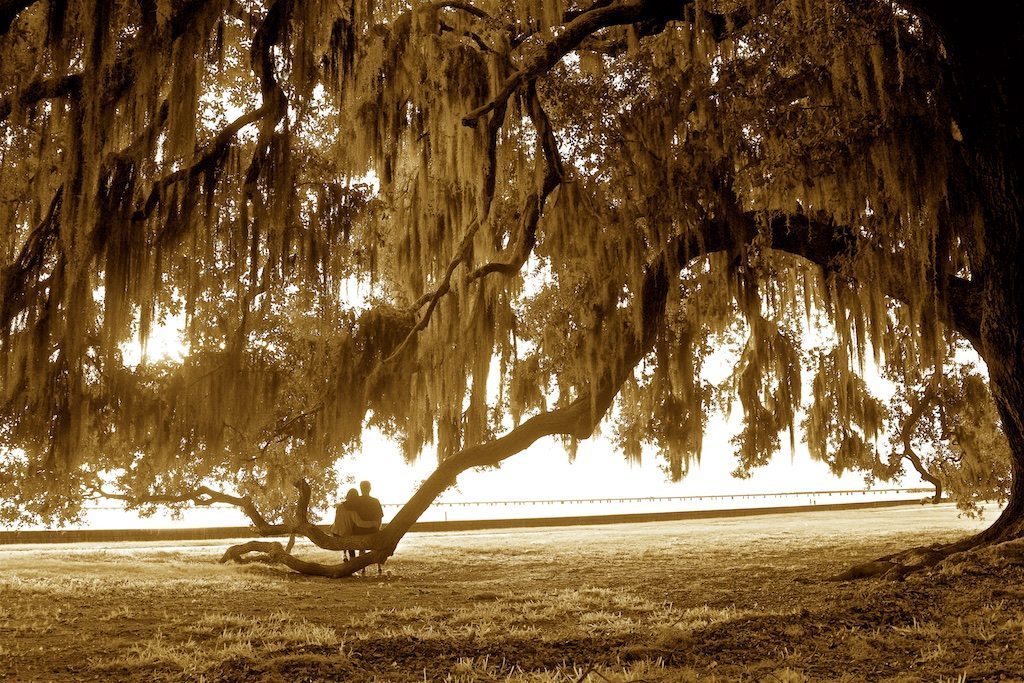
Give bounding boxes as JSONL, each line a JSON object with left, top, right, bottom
{"left": 331, "top": 488, "right": 379, "bottom": 560}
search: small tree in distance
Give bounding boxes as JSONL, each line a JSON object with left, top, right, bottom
{"left": 2, "top": 1, "right": 1024, "bottom": 578}
{"left": 885, "top": 363, "right": 1011, "bottom": 514}
{"left": 805, "top": 336, "right": 1011, "bottom": 513}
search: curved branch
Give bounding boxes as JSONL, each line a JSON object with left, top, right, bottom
{"left": 893, "top": 374, "right": 944, "bottom": 501}
{"left": 131, "top": 102, "right": 277, "bottom": 223}
{"left": 376, "top": 247, "right": 672, "bottom": 555}
{"left": 755, "top": 212, "right": 983, "bottom": 347}
{"left": 217, "top": 197, "right": 979, "bottom": 578}
{"left": 219, "top": 540, "right": 386, "bottom": 576}
{"left": 408, "top": 83, "right": 559, "bottom": 317}
{"left": 381, "top": 93, "right": 511, "bottom": 364}
{"left": 902, "top": 446, "right": 943, "bottom": 502}
{"left": 93, "top": 485, "right": 275, "bottom": 534}
{"left": 469, "top": 82, "right": 562, "bottom": 280}
{"left": 461, "top": 0, "right": 679, "bottom": 127}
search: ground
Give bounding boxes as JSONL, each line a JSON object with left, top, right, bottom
{"left": 2, "top": 504, "right": 1021, "bottom": 682}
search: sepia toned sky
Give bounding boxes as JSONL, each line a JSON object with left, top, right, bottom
{"left": 112, "top": 310, "right": 927, "bottom": 512}
{"left": 344, "top": 414, "right": 916, "bottom": 508}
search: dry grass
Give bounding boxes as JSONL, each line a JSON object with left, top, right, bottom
{"left": 2, "top": 504, "right": 1021, "bottom": 681}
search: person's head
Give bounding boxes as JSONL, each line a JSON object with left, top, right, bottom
{"left": 360, "top": 480, "right": 371, "bottom": 495}
{"left": 346, "top": 488, "right": 359, "bottom": 502}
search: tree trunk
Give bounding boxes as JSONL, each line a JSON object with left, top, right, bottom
{"left": 914, "top": 3, "right": 1024, "bottom": 547}
{"left": 902, "top": 448, "right": 942, "bottom": 504}
{"left": 968, "top": 358, "right": 1024, "bottom": 544}
{"left": 835, "top": 8, "right": 1024, "bottom": 577}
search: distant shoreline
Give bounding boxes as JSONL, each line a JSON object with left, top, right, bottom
{"left": 0, "top": 496, "right": 939, "bottom": 545}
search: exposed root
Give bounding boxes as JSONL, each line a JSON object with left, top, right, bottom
{"left": 834, "top": 535, "right": 1024, "bottom": 581}
{"left": 937, "top": 537, "right": 1024, "bottom": 574}
{"left": 832, "top": 541, "right": 963, "bottom": 581}
{"left": 219, "top": 540, "right": 389, "bottom": 578}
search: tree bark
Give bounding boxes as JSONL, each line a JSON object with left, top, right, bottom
{"left": 838, "top": 5, "right": 1024, "bottom": 563}
{"left": 936, "top": 6, "right": 1024, "bottom": 547}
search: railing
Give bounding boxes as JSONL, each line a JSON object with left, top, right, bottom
{"left": 1, "top": 487, "right": 942, "bottom": 543}
{"left": 76, "top": 487, "right": 935, "bottom": 512}
{"left": 379, "top": 487, "right": 934, "bottom": 509}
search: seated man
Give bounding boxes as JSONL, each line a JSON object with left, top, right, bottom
{"left": 332, "top": 487, "right": 379, "bottom": 560}
{"left": 350, "top": 480, "right": 384, "bottom": 534}
{"left": 350, "top": 480, "right": 385, "bottom": 574}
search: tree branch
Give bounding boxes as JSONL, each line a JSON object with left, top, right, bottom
{"left": 461, "top": 0, "right": 678, "bottom": 127}
{"left": 224, "top": 237, "right": 674, "bottom": 576}
{"left": 761, "top": 212, "right": 983, "bottom": 347}
{"left": 131, "top": 102, "right": 277, "bottom": 224}
{"left": 0, "top": 74, "right": 83, "bottom": 124}
{"left": 211, "top": 193, "right": 981, "bottom": 578}
{"left": 0, "top": 186, "right": 62, "bottom": 332}
{"left": 93, "top": 485, "right": 276, "bottom": 534}
{"left": 375, "top": 245, "right": 672, "bottom": 556}
{"left": 0, "top": 0, "right": 216, "bottom": 125}
{"left": 0, "top": 0, "right": 37, "bottom": 36}
{"left": 469, "top": 82, "right": 562, "bottom": 280}
{"left": 892, "top": 373, "right": 944, "bottom": 500}
{"left": 380, "top": 92, "right": 512, "bottom": 365}
{"left": 219, "top": 540, "right": 386, "bottom": 576}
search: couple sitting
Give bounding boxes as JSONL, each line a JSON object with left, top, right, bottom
{"left": 332, "top": 480, "right": 383, "bottom": 539}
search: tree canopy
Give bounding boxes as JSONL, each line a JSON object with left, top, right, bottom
{"left": 2, "top": 0, "right": 1022, "bottom": 575}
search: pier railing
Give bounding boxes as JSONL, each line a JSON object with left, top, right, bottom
{"left": 0, "top": 487, "right": 942, "bottom": 544}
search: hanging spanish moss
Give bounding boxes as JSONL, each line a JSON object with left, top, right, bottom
{"left": 2, "top": 0, "right": 1021, "bottom": 572}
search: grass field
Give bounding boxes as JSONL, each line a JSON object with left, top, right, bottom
{"left": 3, "top": 504, "right": 1023, "bottom": 682}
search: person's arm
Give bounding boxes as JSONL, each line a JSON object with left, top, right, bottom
{"left": 348, "top": 510, "right": 378, "bottom": 529}
{"left": 330, "top": 504, "right": 347, "bottom": 535}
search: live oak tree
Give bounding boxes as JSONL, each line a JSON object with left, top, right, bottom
{"left": 2, "top": 0, "right": 1023, "bottom": 577}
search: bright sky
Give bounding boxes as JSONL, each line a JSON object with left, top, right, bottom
{"left": 344, "top": 411, "right": 918, "bottom": 507}
{"left": 113, "top": 304, "right": 926, "bottom": 511}
{"left": 3, "top": 314, "right": 922, "bottom": 533}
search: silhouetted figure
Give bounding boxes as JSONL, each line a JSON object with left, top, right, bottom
{"left": 332, "top": 487, "right": 378, "bottom": 561}
{"left": 351, "top": 480, "right": 384, "bottom": 535}
{"left": 351, "top": 480, "right": 384, "bottom": 575}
